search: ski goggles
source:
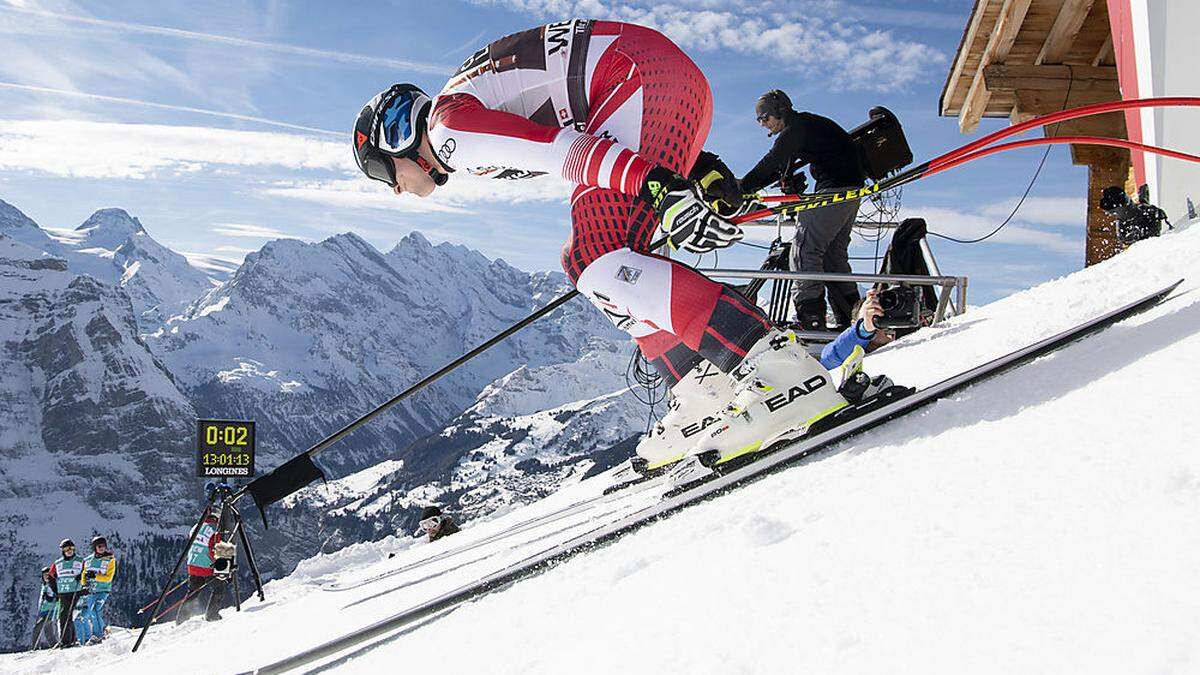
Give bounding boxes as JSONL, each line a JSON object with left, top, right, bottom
{"left": 419, "top": 515, "right": 443, "bottom": 531}
{"left": 376, "top": 85, "right": 429, "bottom": 157}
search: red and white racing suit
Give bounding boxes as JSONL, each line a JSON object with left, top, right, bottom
{"left": 428, "top": 20, "right": 770, "bottom": 382}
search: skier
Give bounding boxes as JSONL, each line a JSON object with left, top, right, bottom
{"left": 352, "top": 20, "right": 886, "bottom": 473}
{"left": 46, "top": 539, "right": 85, "bottom": 647}
{"left": 740, "top": 89, "right": 867, "bottom": 330}
{"left": 77, "top": 536, "right": 116, "bottom": 644}
{"left": 177, "top": 484, "right": 227, "bottom": 623}
{"left": 417, "top": 505, "right": 460, "bottom": 542}
{"left": 30, "top": 566, "right": 59, "bottom": 650}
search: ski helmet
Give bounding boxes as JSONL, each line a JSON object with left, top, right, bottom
{"left": 40, "top": 566, "right": 51, "bottom": 577}
{"left": 204, "top": 481, "right": 218, "bottom": 500}
{"left": 755, "top": 89, "right": 793, "bottom": 122}
{"left": 91, "top": 535, "right": 107, "bottom": 550}
{"left": 353, "top": 84, "right": 446, "bottom": 187}
{"left": 59, "top": 538, "right": 75, "bottom": 550}
{"left": 418, "top": 505, "right": 442, "bottom": 520}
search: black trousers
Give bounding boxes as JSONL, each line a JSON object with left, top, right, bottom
{"left": 176, "top": 574, "right": 227, "bottom": 622}
{"left": 56, "top": 592, "right": 82, "bottom": 646}
{"left": 790, "top": 188, "right": 862, "bottom": 325}
{"left": 31, "top": 612, "right": 58, "bottom": 649}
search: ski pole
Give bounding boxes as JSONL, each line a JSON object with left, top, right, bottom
{"left": 31, "top": 616, "right": 46, "bottom": 650}
{"left": 744, "top": 96, "right": 1200, "bottom": 221}
{"left": 234, "top": 236, "right": 656, "bottom": 507}
{"left": 738, "top": 133, "right": 1200, "bottom": 222}
{"left": 152, "top": 578, "right": 214, "bottom": 623}
{"left": 137, "top": 579, "right": 187, "bottom": 614}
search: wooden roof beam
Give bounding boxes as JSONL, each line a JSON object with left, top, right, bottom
{"left": 958, "top": 0, "right": 1033, "bottom": 133}
{"left": 984, "top": 64, "right": 1118, "bottom": 91}
{"left": 940, "top": 0, "right": 991, "bottom": 116}
{"left": 1037, "top": 0, "right": 1097, "bottom": 64}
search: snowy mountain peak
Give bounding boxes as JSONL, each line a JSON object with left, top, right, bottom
{"left": 0, "top": 198, "right": 56, "bottom": 252}
{"left": 74, "top": 207, "right": 146, "bottom": 247}
{"left": 398, "top": 230, "right": 432, "bottom": 249}
{"left": 0, "top": 198, "right": 40, "bottom": 232}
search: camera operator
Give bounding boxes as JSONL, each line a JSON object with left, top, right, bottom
{"left": 819, "top": 288, "right": 884, "bottom": 369}
{"left": 741, "top": 90, "right": 867, "bottom": 330}
{"left": 177, "top": 482, "right": 231, "bottom": 623}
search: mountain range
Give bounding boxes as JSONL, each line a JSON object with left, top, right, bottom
{"left": 0, "top": 197, "right": 645, "bottom": 651}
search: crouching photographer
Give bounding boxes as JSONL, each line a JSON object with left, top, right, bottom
{"left": 177, "top": 482, "right": 232, "bottom": 623}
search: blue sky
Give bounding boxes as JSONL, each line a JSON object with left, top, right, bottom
{"left": 0, "top": 0, "right": 1092, "bottom": 303}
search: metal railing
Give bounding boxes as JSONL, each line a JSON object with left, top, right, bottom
{"left": 701, "top": 267, "right": 968, "bottom": 341}
{"left": 725, "top": 214, "right": 968, "bottom": 338}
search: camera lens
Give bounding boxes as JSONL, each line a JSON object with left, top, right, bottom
{"left": 878, "top": 289, "right": 901, "bottom": 311}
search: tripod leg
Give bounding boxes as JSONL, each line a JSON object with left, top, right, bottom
{"left": 232, "top": 561, "right": 242, "bottom": 611}
{"left": 232, "top": 506, "right": 267, "bottom": 601}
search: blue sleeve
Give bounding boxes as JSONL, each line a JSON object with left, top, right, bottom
{"left": 819, "top": 320, "right": 875, "bottom": 369}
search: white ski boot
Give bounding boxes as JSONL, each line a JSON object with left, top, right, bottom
{"left": 673, "top": 329, "right": 849, "bottom": 478}
{"left": 633, "top": 360, "right": 737, "bottom": 473}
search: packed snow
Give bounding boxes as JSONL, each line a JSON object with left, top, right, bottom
{"left": 5, "top": 224, "right": 1200, "bottom": 674}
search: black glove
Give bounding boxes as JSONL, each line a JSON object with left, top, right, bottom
{"left": 640, "top": 166, "right": 743, "bottom": 253}
{"left": 689, "top": 151, "right": 746, "bottom": 218}
{"left": 85, "top": 570, "right": 96, "bottom": 580}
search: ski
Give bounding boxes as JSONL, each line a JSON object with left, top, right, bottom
{"left": 321, "top": 469, "right": 669, "bottom": 592}
{"left": 339, "top": 489, "right": 666, "bottom": 609}
{"left": 245, "top": 280, "right": 1181, "bottom": 675}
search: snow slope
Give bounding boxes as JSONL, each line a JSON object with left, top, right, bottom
{"left": 6, "top": 224, "right": 1200, "bottom": 674}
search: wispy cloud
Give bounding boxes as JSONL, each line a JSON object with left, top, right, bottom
{"left": 904, "top": 203, "right": 1082, "bottom": 254}
{"left": 214, "top": 245, "right": 260, "bottom": 254}
{"left": 177, "top": 250, "right": 244, "bottom": 275}
{"left": 210, "top": 223, "right": 294, "bottom": 239}
{"left": 0, "top": 117, "right": 573, "bottom": 215}
{"left": 442, "top": 29, "right": 489, "bottom": 59}
{"left": 0, "top": 119, "right": 348, "bottom": 179}
{"left": 979, "top": 196, "right": 1086, "bottom": 228}
{"left": 0, "top": 4, "right": 452, "bottom": 75}
{"left": 264, "top": 172, "right": 572, "bottom": 213}
{"left": 0, "top": 82, "right": 341, "bottom": 136}
{"left": 470, "top": 1, "right": 945, "bottom": 91}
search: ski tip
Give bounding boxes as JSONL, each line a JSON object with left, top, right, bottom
{"left": 1149, "top": 278, "right": 1185, "bottom": 303}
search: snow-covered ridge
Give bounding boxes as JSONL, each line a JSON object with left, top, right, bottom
{"left": 3, "top": 200, "right": 218, "bottom": 330}
{"left": 8, "top": 223, "right": 1197, "bottom": 674}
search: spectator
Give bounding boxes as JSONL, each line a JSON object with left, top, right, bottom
{"left": 177, "top": 483, "right": 228, "bottom": 623}
{"left": 30, "top": 566, "right": 59, "bottom": 650}
{"left": 78, "top": 535, "right": 117, "bottom": 644}
{"left": 47, "top": 539, "right": 85, "bottom": 647}
{"left": 418, "top": 505, "right": 460, "bottom": 543}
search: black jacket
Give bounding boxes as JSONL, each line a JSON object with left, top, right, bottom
{"left": 741, "top": 109, "right": 865, "bottom": 193}
{"left": 428, "top": 517, "right": 460, "bottom": 542}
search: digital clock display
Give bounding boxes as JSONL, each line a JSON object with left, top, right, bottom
{"left": 196, "top": 419, "right": 256, "bottom": 478}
